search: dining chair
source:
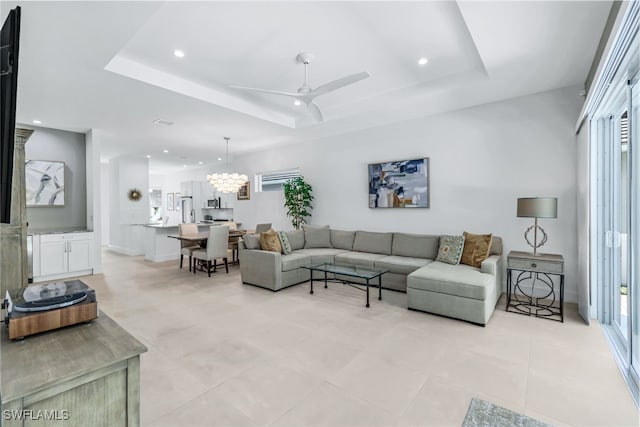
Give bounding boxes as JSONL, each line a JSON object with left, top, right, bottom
{"left": 178, "top": 223, "right": 199, "bottom": 271}
{"left": 255, "top": 223, "right": 272, "bottom": 234}
{"left": 222, "top": 222, "right": 240, "bottom": 263}
{"left": 192, "top": 226, "right": 230, "bottom": 277}
{"left": 222, "top": 221, "right": 238, "bottom": 230}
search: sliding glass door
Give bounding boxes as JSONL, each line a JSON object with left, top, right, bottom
{"left": 592, "top": 56, "right": 639, "bottom": 405}
{"left": 587, "top": 2, "right": 638, "bottom": 404}
{"left": 631, "top": 78, "right": 639, "bottom": 386}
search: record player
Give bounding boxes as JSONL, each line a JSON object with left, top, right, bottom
{"left": 4, "top": 280, "right": 98, "bottom": 339}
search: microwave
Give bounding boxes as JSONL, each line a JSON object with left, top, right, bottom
{"left": 207, "top": 198, "right": 221, "bottom": 208}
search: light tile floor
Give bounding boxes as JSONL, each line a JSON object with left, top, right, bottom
{"left": 81, "top": 250, "right": 639, "bottom": 427}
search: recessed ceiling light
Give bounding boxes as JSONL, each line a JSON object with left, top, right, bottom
{"left": 32, "top": 120, "right": 41, "bottom": 124}
{"left": 217, "top": 157, "right": 222, "bottom": 161}
{"left": 183, "top": 165, "right": 187, "bottom": 168}
{"left": 163, "top": 149, "right": 169, "bottom": 153}
{"left": 146, "top": 155, "right": 151, "bottom": 159}
{"left": 173, "top": 50, "right": 185, "bottom": 58}
{"left": 198, "top": 161, "right": 203, "bottom": 165}
{"left": 294, "top": 100, "right": 302, "bottom": 106}
{"left": 418, "top": 57, "right": 428, "bottom": 66}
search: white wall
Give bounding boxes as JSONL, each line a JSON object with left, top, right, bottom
{"left": 85, "top": 129, "right": 103, "bottom": 273}
{"left": 23, "top": 126, "right": 87, "bottom": 231}
{"left": 108, "top": 156, "right": 149, "bottom": 255}
{"left": 100, "top": 162, "right": 110, "bottom": 246}
{"left": 234, "top": 86, "right": 583, "bottom": 302}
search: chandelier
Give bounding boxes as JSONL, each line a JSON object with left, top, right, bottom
{"left": 206, "top": 137, "right": 248, "bottom": 193}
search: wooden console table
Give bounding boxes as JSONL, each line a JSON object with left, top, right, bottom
{"left": 1, "top": 312, "right": 147, "bottom": 426}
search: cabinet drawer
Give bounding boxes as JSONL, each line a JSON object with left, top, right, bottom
{"left": 40, "top": 234, "right": 68, "bottom": 242}
{"left": 39, "top": 232, "right": 92, "bottom": 242}
{"left": 508, "top": 258, "right": 563, "bottom": 274}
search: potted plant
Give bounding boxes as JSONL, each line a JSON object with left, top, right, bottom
{"left": 283, "top": 176, "right": 313, "bottom": 229}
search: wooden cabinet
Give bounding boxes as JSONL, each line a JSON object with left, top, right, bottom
{"left": 1, "top": 312, "right": 147, "bottom": 427}
{"left": 34, "top": 232, "right": 94, "bottom": 281}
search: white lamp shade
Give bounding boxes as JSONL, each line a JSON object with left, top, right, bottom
{"left": 517, "top": 197, "right": 557, "bottom": 218}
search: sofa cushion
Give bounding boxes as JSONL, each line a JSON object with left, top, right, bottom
{"left": 281, "top": 252, "right": 310, "bottom": 272}
{"left": 243, "top": 234, "right": 261, "bottom": 250}
{"left": 285, "top": 229, "right": 305, "bottom": 251}
{"left": 335, "top": 251, "right": 387, "bottom": 268}
{"left": 260, "top": 229, "right": 282, "bottom": 253}
{"left": 407, "top": 261, "right": 493, "bottom": 300}
{"left": 460, "top": 232, "right": 492, "bottom": 268}
{"left": 392, "top": 233, "right": 439, "bottom": 259}
{"left": 296, "top": 248, "right": 348, "bottom": 265}
{"left": 374, "top": 256, "right": 433, "bottom": 275}
{"left": 303, "top": 225, "right": 331, "bottom": 248}
{"left": 277, "top": 231, "right": 292, "bottom": 255}
{"left": 435, "top": 235, "right": 465, "bottom": 265}
{"left": 353, "top": 231, "right": 393, "bottom": 255}
{"left": 489, "top": 236, "right": 503, "bottom": 255}
{"left": 331, "top": 229, "right": 356, "bottom": 250}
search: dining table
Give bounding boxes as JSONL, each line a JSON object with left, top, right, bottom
{"left": 167, "top": 229, "right": 249, "bottom": 264}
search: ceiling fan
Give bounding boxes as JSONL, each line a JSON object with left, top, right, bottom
{"left": 230, "top": 52, "right": 370, "bottom": 122}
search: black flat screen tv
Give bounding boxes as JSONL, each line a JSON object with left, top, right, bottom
{"left": 1, "top": 6, "right": 21, "bottom": 224}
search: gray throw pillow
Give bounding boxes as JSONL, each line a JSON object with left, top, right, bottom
{"left": 285, "top": 229, "right": 305, "bottom": 251}
{"left": 330, "top": 230, "right": 355, "bottom": 250}
{"left": 435, "top": 235, "right": 465, "bottom": 265}
{"left": 243, "top": 234, "right": 261, "bottom": 250}
{"left": 277, "top": 231, "right": 292, "bottom": 255}
{"left": 303, "top": 225, "right": 331, "bottom": 248}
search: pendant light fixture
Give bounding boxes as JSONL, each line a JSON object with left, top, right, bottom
{"left": 206, "top": 137, "right": 248, "bottom": 193}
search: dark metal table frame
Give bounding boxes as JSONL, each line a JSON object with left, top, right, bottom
{"left": 303, "top": 263, "right": 387, "bottom": 308}
{"left": 506, "top": 268, "right": 564, "bottom": 322}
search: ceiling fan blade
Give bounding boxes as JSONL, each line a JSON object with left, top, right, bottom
{"left": 310, "top": 71, "right": 370, "bottom": 97}
{"left": 229, "top": 85, "right": 301, "bottom": 98}
{"left": 307, "top": 102, "right": 324, "bottom": 122}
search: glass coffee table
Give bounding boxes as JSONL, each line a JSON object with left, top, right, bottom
{"left": 302, "top": 262, "right": 388, "bottom": 308}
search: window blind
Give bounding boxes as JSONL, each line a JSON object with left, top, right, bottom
{"left": 255, "top": 168, "right": 301, "bottom": 191}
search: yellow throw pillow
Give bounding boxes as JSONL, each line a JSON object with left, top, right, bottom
{"left": 460, "top": 232, "right": 493, "bottom": 268}
{"left": 259, "top": 229, "right": 282, "bottom": 253}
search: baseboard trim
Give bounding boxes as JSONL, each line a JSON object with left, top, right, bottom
{"left": 34, "top": 270, "right": 94, "bottom": 283}
{"left": 145, "top": 254, "right": 180, "bottom": 263}
{"left": 107, "top": 245, "right": 143, "bottom": 256}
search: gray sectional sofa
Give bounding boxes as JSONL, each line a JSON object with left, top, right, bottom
{"left": 238, "top": 228, "right": 503, "bottom": 325}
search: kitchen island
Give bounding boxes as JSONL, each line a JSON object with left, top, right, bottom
{"left": 143, "top": 223, "right": 224, "bottom": 262}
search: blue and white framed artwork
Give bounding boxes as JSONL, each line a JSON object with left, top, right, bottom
{"left": 25, "top": 160, "right": 65, "bottom": 206}
{"left": 368, "top": 158, "right": 429, "bottom": 208}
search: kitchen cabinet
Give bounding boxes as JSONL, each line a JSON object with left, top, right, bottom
{"left": 35, "top": 232, "right": 94, "bottom": 281}
{"left": 181, "top": 181, "right": 207, "bottom": 221}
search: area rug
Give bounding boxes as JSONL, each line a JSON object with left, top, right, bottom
{"left": 462, "top": 398, "right": 552, "bottom": 427}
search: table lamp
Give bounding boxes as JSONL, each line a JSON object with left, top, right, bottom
{"left": 517, "top": 197, "right": 557, "bottom": 256}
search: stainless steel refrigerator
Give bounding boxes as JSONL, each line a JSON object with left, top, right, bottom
{"left": 181, "top": 196, "right": 195, "bottom": 223}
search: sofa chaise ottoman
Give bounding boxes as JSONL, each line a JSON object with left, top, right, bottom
{"left": 238, "top": 226, "right": 503, "bottom": 325}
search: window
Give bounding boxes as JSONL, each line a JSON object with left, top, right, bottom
{"left": 255, "top": 168, "right": 301, "bottom": 192}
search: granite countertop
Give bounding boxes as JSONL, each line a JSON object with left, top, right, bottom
{"left": 28, "top": 228, "right": 92, "bottom": 235}
{"left": 144, "top": 223, "right": 224, "bottom": 228}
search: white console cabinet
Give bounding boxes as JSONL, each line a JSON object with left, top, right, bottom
{"left": 33, "top": 232, "right": 94, "bottom": 281}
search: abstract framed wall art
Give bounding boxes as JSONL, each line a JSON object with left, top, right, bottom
{"left": 237, "top": 181, "right": 250, "bottom": 200}
{"left": 368, "top": 158, "right": 429, "bottom": 208}
{"left": 167, "top": 193, "right": 175, "bottom": 211}
{"left": 25, "top": 160, "right": 65, "bottom": 207}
